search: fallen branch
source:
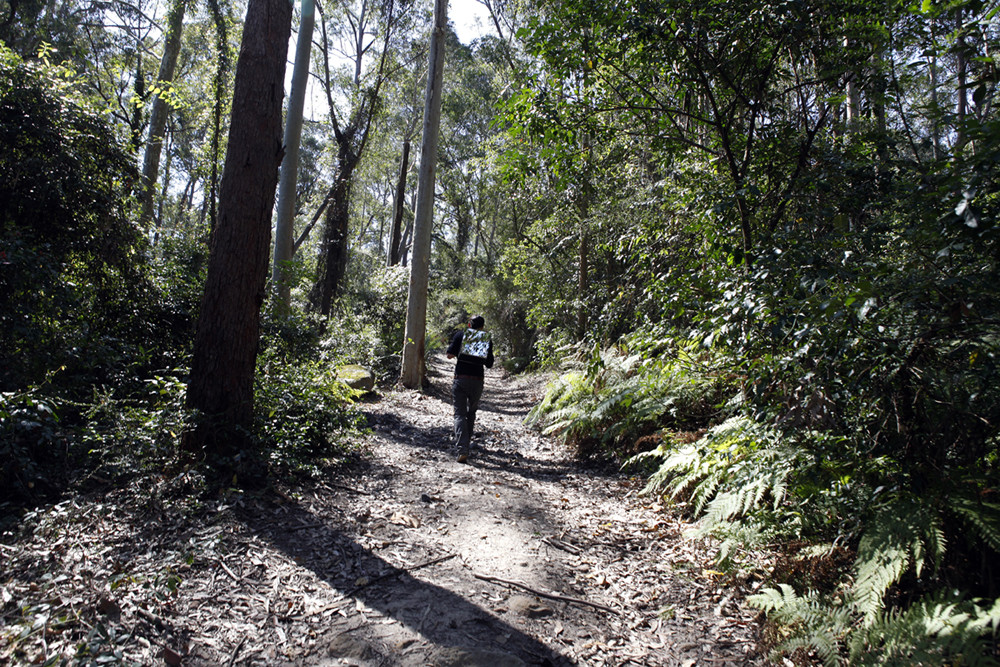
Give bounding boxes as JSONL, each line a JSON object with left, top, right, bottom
{"left": 327, "top": 482, "right": 370, "bottom": 496}
{"left": 218, "top": 561, "right": 240, "bottom": 582}
{"left": 289, "top": 522, "right": 327, "bottom": 531}
{"left": 473, "top": 573, "right": 619, "bottom": 615}
{"left": 542, "top": 536, "right": 582, "bottom": 555}
{"left": 344, "top": 553, "right": 456, "bottom": 597}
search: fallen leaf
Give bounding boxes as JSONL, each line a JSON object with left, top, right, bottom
{"left": 390, "top": 512, "right": 421, "bottom": 528}
{"left": 162, "top": 647, "right": 183, "bottom": 665}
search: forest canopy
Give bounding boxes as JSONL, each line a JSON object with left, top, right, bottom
{"left": 2, "top": 0, "right": 1000, "bottom": 662}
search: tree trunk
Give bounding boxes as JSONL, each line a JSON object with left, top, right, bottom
{"left": 955, "top": 10, "right": 967, "bottom": 157}
{"left": 929, "top": 19, "right": 942, "bottom": 160}
{"left": 272, "top": 0, "right": 316, "bottom": 313}
{"left": 184, "top": 0, "right": 292, "bottom": 469}
{"left": 400, "top": 218, "right": 413, "bottom": 266}
{"left": 152, "top": 130, "right": 174, "bottom": 247}
{"left": 400, "top": 0, "right": 447, "bottom": 389}
{"left": 140, "top": 0, "right": 188, "bottom": 226}
{"left": 577, "top": 225, "right": 589, "bottom": 338}
{"left": 841, "top": 36, "right": 862, "bottom": 134}
{"left": 388, "top": 139, "right": 410, "bottom": 266}
{"left": 310, "top": 167, "right": 354, "bottom": 315}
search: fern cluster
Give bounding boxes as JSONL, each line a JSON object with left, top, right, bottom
{"left": 528, "top": 327, "right": 1000, "bottom": 663}
{"left": 527, "top": 338, "right": 729, "bottom": 457}
{"left": 635, "top": 416, "right": 1000, "bottom": 663}
{"left": 752, "top": 584, "right": 1000, "bottom": 666}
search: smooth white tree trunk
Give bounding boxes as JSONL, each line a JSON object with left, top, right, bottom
{"left": 272, "top": 0, "right": 315, "bottom": 312}
{"left": 399, "top": 0, "right": 447, "bottom": 389}
{"left": 140, "top": 0, "right": 188, "bottom": 226}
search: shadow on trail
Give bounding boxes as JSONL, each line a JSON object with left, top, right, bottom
{"left": 364, "top": 408, "right": 577, "bottom": 485}
{"left": 363, "top": 368, "right": 622, "bottom": 486}
{"left": 240, "top": 497, "right": 569, "bottom": 666}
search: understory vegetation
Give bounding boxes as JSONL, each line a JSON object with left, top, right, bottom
{"left": 513, "top": 0, "right": 1000, "bottom": 662}
{"left": 3, "top": 0, "right": 1000, "bottom": 662}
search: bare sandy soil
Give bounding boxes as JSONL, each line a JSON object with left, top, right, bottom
{"left": 0, "top": 355, "right": 765, "bottom": 666}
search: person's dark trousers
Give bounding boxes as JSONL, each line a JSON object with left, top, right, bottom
{"left": 453, "top": 375, "right": 484, "bottom": 455}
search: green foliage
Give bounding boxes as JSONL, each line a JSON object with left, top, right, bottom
{"left": 852, "top": 499, "right": 946, "bottom": 625}
{"left": 322, "top": 258, "right": 409, "bottom": 381}
{"left": 429, "top": 275, "right": 534, "bottom": 368}
{"left": 529, "top": 336, "right": 731, "bottom": 458}
{"left": 637, "top": 417, "right": 793, "bottom": 523}
{"left": 0, "top": 385, "right": 67, "bottom": 504}
{"left": 751, "top": 586, "right": 1000, "bottom": 666}
{"left": 0, "top": 43, "right": 146, "bottom": 391}
{"left": 254, "top": 349, "right": 365, "bottom": 475}
{"left": 82, "top": 372, "right": 190, "bottom": 478}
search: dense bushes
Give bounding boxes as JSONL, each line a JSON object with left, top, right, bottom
{"left": 0, "top": 44, "right": 366, "bottom": 505}
{"left": 0, "top": 44, "right": 147, "bottom": 392}
{"left": 526, "top": 133, "right": 1000, "bottom": 661}
{"left": 513, "top": 13, "right": 1000, "bottom": 659}
{"left": 255, "top": 349, "right": 365, "bottom": 475}
{"left": 528, "top": 333, "right": 733, "bottom": 458}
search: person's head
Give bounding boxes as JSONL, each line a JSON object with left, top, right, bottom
{"left": 469, "top": 315, "right": 485, "bottom": 330}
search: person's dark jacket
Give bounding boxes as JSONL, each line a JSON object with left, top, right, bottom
{"left": 447, "top": 329, "right": 494, "bottom": 378}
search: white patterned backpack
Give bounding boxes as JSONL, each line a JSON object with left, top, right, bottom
{"left": 459, "top": 327, "right": 491, "bottom": 360}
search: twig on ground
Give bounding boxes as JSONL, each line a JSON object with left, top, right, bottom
{"left": 327, "top": 483, "right": 371, "bottom": 496}
{"left": 543, "top": 536, "right": 583, "bottom": 555}
{"left": 227, "top": 635, "right": 247, "bottom": 667}
{"left": 219, "top": 561, "right": 240, "bottom": 582}
{"left": 289, "top": 522, "right": 327, "bottom": 531}
{"left": 344, "top": 553, "right": 457, "bottom": 596}
{"left": 473, "top": 573, "right": 619, "bottom": 615}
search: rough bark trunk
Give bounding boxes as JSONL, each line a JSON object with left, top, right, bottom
{"left": 310, "top": 169, "right": 354, "bottom": 315}
{"left": 184, "top": 0, "right": 292, "bottom": 468}
{"left": 399, "top": 0, "right": 447, "bottom": 389}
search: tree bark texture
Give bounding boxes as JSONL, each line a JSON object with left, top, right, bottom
{"left": 185, "top": 0, "right": 292, "bottom": 461}
{"left": 310, "top": 170, "right": 354, "bottom": 315}
{"left": 399, "top": 0, "right": 446, "bottom": 389}
{"left": 388, "top": 139, "right": 410, "bottom": 266}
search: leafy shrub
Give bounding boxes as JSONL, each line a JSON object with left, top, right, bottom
{"left": 320, "top": 260, "right": 409, "bottom": 381}
{"left": 254, "top": 350, "right": 365, "bottom": 475}
{"left": 528, "top": 335, "right": 732, "bottom": 458}
{"left": 82, "top": 372, "right": 189, "bottom": 479}
{"left": 0, "top": 44, "right": 146, "bottom": 392}
{"left": 0, "top": 386, "right": 68, "bottom": 505}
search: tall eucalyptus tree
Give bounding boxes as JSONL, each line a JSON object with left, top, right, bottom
{"left": 140, "top": 0, "right": 190, "bottom": 226}
{"left": 399, "top": 0, "right": 446, "bottom": 389}
{"left": 272, "top": 0, "right": 316, "bottom": 312}
{"left": 308, "top": 0, "right": 413, "bottom": 316}
{"left": 184, "top": 0, "right": 292, "bottom": 467}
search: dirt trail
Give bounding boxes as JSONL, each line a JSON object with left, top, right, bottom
{"left": 0, "top": 355, "right": 763, "bottom": 666}
{"left": 240, "top": 355, "right": 763, "bottom": 666}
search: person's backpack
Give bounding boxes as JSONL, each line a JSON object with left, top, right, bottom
{"left": 459, "top": 327, "right": 491, "bottom": 359}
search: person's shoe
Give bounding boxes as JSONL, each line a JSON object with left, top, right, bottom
{"left": 456, "top": 453, "right": 469, "bottom": 463}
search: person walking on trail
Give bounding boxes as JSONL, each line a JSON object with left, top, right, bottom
{"left": 446, "top": 315, "right": 494, "bottom": 463}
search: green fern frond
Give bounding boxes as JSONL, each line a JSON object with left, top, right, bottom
{"left": 851, "top": 500, "right": 944, "bottom": 626}
{"left": 848, "top": 591, "right": 1000, "bottom": 666}
{"left": 688, "top": 469, "right": 725, "bottom": 515}
{"left": 748, "top": 585, "right": 851, "bottom": 667}
{"left": 948, "top": 495, "right": 1000, "bottom": 555}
